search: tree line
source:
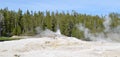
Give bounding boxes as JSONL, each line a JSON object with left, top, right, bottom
{"left": 0, "top": 8, "right": 120, "bottom": 39}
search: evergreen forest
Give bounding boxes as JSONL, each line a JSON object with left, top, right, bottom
{"left": 0, "top": 8, "right": 120, "bottom": 39}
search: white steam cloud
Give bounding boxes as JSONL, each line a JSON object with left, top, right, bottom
{"left": 103, "top": 17, "right": 111, "bottom": 32}
{"left": 35, "top": 27, "right": 63, "bottom": 38}
{"left": 77, "top": 16, "right": 120, "bottom": 42}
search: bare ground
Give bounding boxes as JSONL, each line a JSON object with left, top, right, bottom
{"left": 0, "top": 37, "right": 120, "bottom": 57}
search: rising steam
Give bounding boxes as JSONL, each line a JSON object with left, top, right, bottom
{"left": 103, "top": 17, "right": 111, "bottom": 32}
{"left": 77, "top": 16, "right": 120, "bottom": 42}
{"left": 35, "top": 27, "right": 62, "bottom": 38}
{"left": 35, "top": 15, "right": 120, "bottom": 42}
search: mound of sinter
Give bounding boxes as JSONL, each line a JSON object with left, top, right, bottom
{"left": 0, "top": 36, "right": 120, "bottom": 57}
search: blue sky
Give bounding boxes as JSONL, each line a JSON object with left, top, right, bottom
{"left": 0, "top": 0, "right": 120, "bottom": 15}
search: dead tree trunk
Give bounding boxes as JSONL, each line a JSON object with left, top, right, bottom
{"left": 0, "top": 13, "right": 4, "bottom": 36}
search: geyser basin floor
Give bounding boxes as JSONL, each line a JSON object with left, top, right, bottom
{"left": 0, "top": 37, "right": 120, "bottom": 57}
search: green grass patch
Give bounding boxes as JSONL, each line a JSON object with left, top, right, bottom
{"left": 0, "top": 37, "right": 20, "bottom": 41}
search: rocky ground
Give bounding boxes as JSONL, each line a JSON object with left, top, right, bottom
{"left": 0, "top": 36, "right": 120, "bottom": 57}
